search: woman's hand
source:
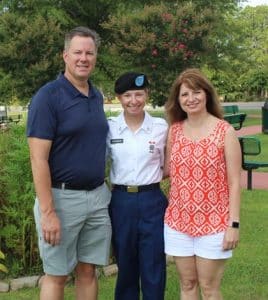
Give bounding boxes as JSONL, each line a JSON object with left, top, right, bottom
{"left": 222, "top": 227, "right": 239, "bottom": 250}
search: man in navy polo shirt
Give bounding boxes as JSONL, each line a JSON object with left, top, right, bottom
{"left": 27, "top": 26, "right": 111, "bottom": 300}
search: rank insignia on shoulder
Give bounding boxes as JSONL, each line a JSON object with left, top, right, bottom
{"left": 110, "top": 138, "right": 124, "bottom": 144}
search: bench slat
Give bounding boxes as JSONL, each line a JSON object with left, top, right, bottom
{"left": 223, "top": 113, "right": 246, "bottom": 130}
{"left": 223, "top": 105, "right": 239, "bottom": 114}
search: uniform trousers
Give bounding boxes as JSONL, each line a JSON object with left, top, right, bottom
{"left": 109, "top": 187, "right": 167, "bottom": 300}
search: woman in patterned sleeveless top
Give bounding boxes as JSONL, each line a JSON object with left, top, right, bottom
{"left": 163, "top": 68, "right": 241, "bottom": 300}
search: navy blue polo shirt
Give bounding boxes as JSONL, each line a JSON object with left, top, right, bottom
{"left": 27, "top": 73, "right": 108, "bottom": 188}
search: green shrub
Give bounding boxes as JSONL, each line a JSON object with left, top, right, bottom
{"left": 0, "top": 124, "right": 42, "bottom": 277}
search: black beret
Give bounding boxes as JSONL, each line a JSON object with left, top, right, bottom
{"left": 114, "top": 72, "right": 149, "bottom": 94}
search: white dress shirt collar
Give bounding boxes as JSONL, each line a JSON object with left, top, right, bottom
{"left": 117, "top": 111, "right": 153, "bottom": 134}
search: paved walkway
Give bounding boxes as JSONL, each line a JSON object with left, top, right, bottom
{"left": 236, "top": 125, "right": 262, "bottom": 137}
{"left": 236, "top": 125, "right": 267, "bottom": 190}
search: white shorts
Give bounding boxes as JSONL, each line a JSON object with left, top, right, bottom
{"left": 164, "top": 224, "right": 232, "bottom": 260}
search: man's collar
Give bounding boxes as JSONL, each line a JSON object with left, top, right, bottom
{"left": 58, "top": 73, "right": 96, "bottom": 98}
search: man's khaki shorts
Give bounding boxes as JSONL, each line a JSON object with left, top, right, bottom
{"left": 34, "top": 182, "right": 112, "bottom": 276}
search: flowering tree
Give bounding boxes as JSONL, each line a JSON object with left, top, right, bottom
{"left": 103, "top": 3, "right": 216, "bottom": 106}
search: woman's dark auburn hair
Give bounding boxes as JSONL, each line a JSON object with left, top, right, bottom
{"left": 165, "top": 68, "right": 223, "bottom": 125}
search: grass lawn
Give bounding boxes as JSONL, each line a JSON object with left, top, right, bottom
{"left": 256, "top": 133, "right": 268, "bottom": 161}
{"left": 236, "top": 109, "right": 261, "bottom": 127}
{"left": 243, "top": 115, "right": 261, "bottom": 127}
{"left": 2, "top": 189, "right": 267, "bottom": 300}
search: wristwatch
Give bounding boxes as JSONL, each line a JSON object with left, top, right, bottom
{"left": 229, "top": 221, "right": 240, "bottom": 228}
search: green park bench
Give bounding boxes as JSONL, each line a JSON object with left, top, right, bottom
{"left": 238, "top": 136, "right": 268, "bottom": 190}
{"left": 223, "top": 104, "right": 247, "bottom": 130}
{"left": 223, "top": 105, "right": 239, "bottom": 114}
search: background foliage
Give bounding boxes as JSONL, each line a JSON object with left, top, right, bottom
{"left": 0, "top": 0, "right": 267, "bottom": 106}
{"left": 0, "top": 124, "right": 40, "bottom": 277}
{"left": 103, "top": 3, "right": 215, "bottom": 106}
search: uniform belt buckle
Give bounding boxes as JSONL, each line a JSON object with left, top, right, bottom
{"left": 127, "top": 185, "right": 138, "bottom": 193}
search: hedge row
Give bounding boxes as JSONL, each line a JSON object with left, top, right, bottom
{"left": 0, "top": 124, "right": 41, "bottom": 278}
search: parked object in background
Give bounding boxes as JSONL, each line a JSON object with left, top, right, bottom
{"left": 0, "top": 106, "right": 23, "bottom": 126}
{"left": 0, "top": 106, "right": 8, "bottom": 127}
{"left": 0, "top": 114, "right": 22, "bottom": 125}
{"left": 262, "top": 100, "right": 268, "bottom": 134}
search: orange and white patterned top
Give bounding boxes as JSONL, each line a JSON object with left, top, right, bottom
{"left": 164, "top": 120, "right": 231, "bottom": 237}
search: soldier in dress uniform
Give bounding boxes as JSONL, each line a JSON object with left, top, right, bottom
{"left": 106, "top": 72, "right": 168, "bottom": 300}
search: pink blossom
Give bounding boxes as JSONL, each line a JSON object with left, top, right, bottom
{"left": 186, "top": 50, "right": 194, "bottom": 58}
{"left": 162, "top": 13, "right": 172, "bottom": 22}
{"left": 151, "top": 49, "right": 158, "bottom": 57}
{"left": 183, "top": 50, "right": 194, "bottom": 60}
{"left": 178, "top": 43, "right": 186, "bottom": 50}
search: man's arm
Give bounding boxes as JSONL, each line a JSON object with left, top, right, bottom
{"left": 28, "top": 137, "right": 61, "bottom": 246}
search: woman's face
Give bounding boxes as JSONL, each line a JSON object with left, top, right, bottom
{"left": 178, "top": 83, "right": 207, "bottom": 116}
{"left": 118, "top": 89, "right": 148, "bottom": 117}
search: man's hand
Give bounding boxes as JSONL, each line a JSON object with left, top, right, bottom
{"left": 41, "top": 211, "right": 61, "bottom": 246}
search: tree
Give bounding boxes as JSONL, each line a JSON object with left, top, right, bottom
{"left": 0, "top": 5, "right": 66, "bottom": 104}
{"left": 103, "top": 2, "right": 228, "bottom": 106}
{"left": 1, "top": 0, "right": 263, "bottom": 104}
{"left": 238, "top": 6, "right": 268, "bottom": 98}
{"left": 211, "top": 5, "right": 268, "bottom": 101}
{"left": 0, "top": 0, "right": 140, "bottom": 103}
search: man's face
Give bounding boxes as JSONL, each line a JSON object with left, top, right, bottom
{"left": 63, "top": 36, "right": 97, "bottom": 82}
